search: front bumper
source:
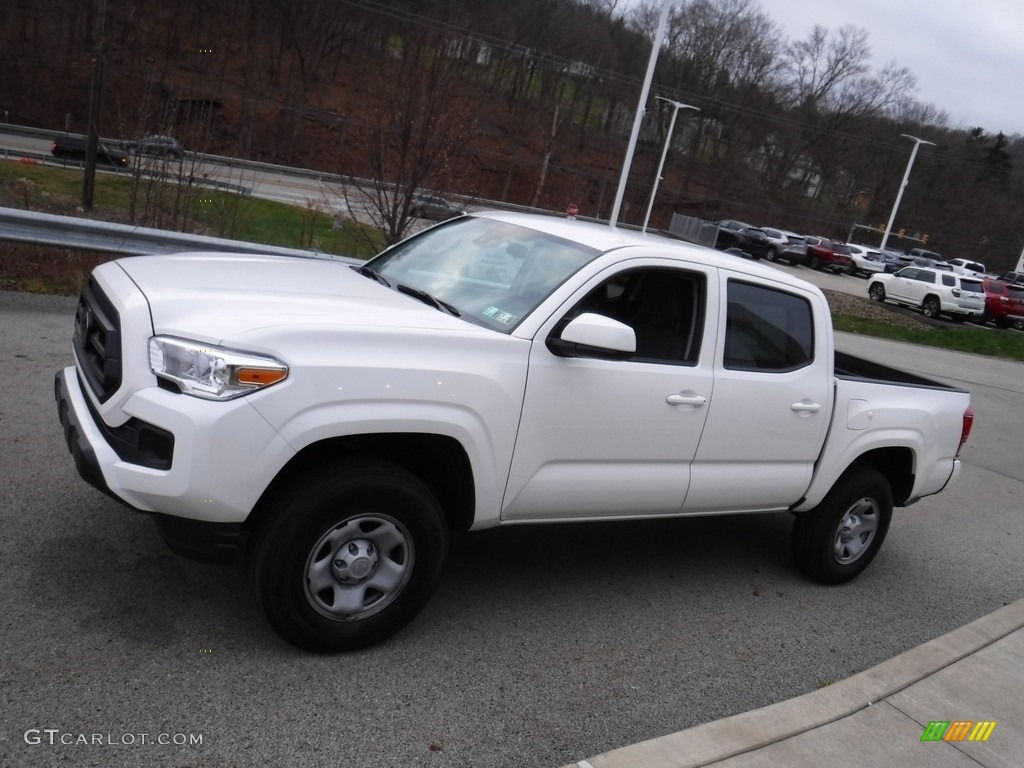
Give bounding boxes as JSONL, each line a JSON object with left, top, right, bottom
{"left": 55, "top": 367, "right": 295, "bottom": 562}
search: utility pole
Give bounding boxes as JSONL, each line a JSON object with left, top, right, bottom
{"left": 82, "top": 0, "right": 108, "bottom": 211}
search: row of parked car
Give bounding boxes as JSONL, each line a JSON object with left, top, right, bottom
{"left": 715, "top": 220, "right": 863, "bottom": 274}
{"left": 713, "top": 220, "right": 1024, "bottom": 330}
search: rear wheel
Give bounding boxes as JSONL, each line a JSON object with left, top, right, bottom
{"left": 921, "top": 296, "right": 940, "bottom": 319}
{"left": 808, "top": 255, "right": 821, "bottom": 270}
{"left": 868, "top": 283, "right": 886, "bottom": 302}
{"left": 994, "top": 317, "right": 1011, "bottom": 329}
{"left": 250, "top": 461, "right": 448, "bottom": 652}
{"left": 792, "top": 467, "right": 893, "bottom": 584}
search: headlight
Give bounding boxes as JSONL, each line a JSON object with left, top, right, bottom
{"left": 148, "top": 336, "right": 288, "bottom": 400}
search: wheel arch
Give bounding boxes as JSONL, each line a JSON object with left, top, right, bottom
{"left": 848, "top": 447, "right": 915, "bottom": 506}
{"left": 246, "top": 433, "right": 476, "bottom": 538}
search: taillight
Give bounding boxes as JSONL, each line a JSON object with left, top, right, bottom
{"left": 957, "top": 407, "right": 974, "bottom": 458}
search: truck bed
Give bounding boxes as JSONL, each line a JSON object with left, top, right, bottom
{"left": 834, "top": 350, "right": 968, "bottom": 393}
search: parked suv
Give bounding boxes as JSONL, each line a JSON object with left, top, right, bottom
{"left": 979, "top": 278, "right": 1024, "bottom": 329}
{"left": 998, "top": 271, "right": 1024, "bottom": 287}
{"left": 774, "top": 231, "right": 808, "bottom": 266}
{"left": 867, "top": 266, "right": 985, "bottom": 321}
{"left": 714, "top": 220, "right": 772, "bottom": 260}
{"left": 846, "top": 244, "right": 886, "bottom": 277}
{"left": 907, "top": 248, "right": 944, "bottom": 264}
{"left": 947, "top": 258, "right": 987, "bottom": 277}
{"left": 51, "top": 133, "right": 129, "bottom": 167}
{"left": 805, "top": 237, "right": 852, "bottom": 273}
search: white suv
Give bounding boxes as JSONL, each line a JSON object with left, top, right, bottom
{"left": 867, "top": 266, "right": 985, "bottom": 321}
{"left": 947, "top": 258, "right": 987, "bottom": 277}
{"left": 846, "top": 244, "right": 886, "bottom": 277}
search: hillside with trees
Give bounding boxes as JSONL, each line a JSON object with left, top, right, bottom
{"left": 2, "top": 0, "right": 1022, "bottom": 265}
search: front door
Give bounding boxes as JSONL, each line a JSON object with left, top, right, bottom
{"left": 502, "top": 263, "right": 715, "bottom": 520}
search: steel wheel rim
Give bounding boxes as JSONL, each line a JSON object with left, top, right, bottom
{"left": 304, "top": 514, "right": 415, "bottom": 621}
{"left": 832, "top": 498, "right": 880, "bottom": 564}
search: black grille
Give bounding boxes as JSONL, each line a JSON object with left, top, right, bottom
{"left": 73, "top": 278, "right": 122, "bottom": 402}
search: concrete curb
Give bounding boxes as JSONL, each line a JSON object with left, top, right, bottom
{"left": 563, "top": 597, "right": 1024, "bottom": 768}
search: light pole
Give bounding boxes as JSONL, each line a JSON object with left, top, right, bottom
{"left": 642, "top": 97, "right": 699, "bottom": 233}
{"left": 610, "top": 0, "right": 671, "bottom": 227}
{"left": 879, "top": 134, "right": 935, "bottom": 252}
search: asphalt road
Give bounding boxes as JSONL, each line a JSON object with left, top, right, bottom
{"left": 1, "top": 289, "right": 1022, "bottom": 768}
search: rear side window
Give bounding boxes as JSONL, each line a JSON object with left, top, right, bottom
{"left": 942, "top": 274, "right": 956, "bottom": 287}
{"left": 724, "top": 282, "right": 813, "bottom": 371}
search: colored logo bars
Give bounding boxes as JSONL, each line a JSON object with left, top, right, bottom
{"left": 920, "top": 721, "right": 997, "bottom": 742}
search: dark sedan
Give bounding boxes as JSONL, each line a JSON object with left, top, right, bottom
{"left": 408, "top": 194, "right": 464, "bottom": 221}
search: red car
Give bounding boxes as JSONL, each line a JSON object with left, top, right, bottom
{"left": 804, "top": 237, "right": 853, "bottom": 273}
{"left": 980, "top": 279, "right": 1024, "bottom": 329}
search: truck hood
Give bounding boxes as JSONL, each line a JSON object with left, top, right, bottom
{"left": 115, "top": 252, "right": 472, "bottom": 342}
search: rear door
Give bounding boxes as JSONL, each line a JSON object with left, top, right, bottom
{"left": 890, "top": 267, "right": 929, "bottom": 303}
{"left": 683, "top": 273, "right": 832, "bottom": 512}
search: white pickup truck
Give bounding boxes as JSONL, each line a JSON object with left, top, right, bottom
{"left": 56, "top": 211, "right": 974, "bottom": 651}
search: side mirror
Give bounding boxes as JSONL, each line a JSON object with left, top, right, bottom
{"left": 547, "top": 312, "right": 636, "bottom": 359}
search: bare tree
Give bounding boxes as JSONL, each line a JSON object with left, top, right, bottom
{"left": 335, "top": 28, "right": 477, "bottom": 247}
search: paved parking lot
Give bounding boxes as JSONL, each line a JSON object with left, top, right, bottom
{"left": 1, "top": 289, "right": 1022, "bottom": 768}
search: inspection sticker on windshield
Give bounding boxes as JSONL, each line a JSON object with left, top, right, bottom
{"left": 482, "top": 306, "right": 517, "bottom": 325}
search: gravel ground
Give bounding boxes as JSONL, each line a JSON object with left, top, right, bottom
{"left": 822, "top": 288, "right": 940, "bottom": 331}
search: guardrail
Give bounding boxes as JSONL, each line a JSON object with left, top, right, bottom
{"left": 0, "top": 206, "right": 358, "bottom": 262}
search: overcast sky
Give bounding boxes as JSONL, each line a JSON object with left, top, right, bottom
{"left": 626, "top": 0, "right": 1023, "bottom": 137}
{"left": 765, "top": 0, "right": 1023, "bottom": 136}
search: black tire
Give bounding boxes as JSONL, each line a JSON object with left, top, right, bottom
{"left": 921, "top": 295, "right": 940, "bottom": 319}
{"left": 765, "top": 247, "right": 777, "bottom": 261}
{"left": 868, "top": 283, "right": 886, "bottom": 302}
{"left": 250, "top": 461, "right": 448, "bottom": 652}
{"left": 994, "top": 317, "right": 1011, "bottom": 329}
{"left": 808, "top": 255, "right": 821, "bottom": 270}
{"left": 792, "top": 466, "right": 893, "bottom": 584}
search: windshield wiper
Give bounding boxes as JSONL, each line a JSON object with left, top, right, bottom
{"left": 396, "top": 283, "right": 461, "bottom": 316}
{"left": 354, "top": 264, "right": 391, "bottom": 287}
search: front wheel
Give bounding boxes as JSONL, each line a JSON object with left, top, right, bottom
{"left": 868, "top": 283, "right": 886, "bottom": 302}
{"left": 792, "top": 467, "right": 893, "bottom": 584}
{"left": 249, "top": 461, "right": 448, "bottom": 652}
{"left": 765, "top": 247, "right": 777, "bottom": 261}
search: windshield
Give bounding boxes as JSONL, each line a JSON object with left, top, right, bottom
{"left": 367, "top": 216, "right": 601, "bottom": 332}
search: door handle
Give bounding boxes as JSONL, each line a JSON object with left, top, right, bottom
{"left": 666, "top": 392, "right": 707, "bottom": 407}
{"left": 791, "top": 401, "right": 822, "bottom": 413}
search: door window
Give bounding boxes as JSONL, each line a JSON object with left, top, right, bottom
{"left": 560, "top": 268, "right": 706, "bottom": 365}
{"left": 724, "top": 281, "right": 813, "bottom": 371}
